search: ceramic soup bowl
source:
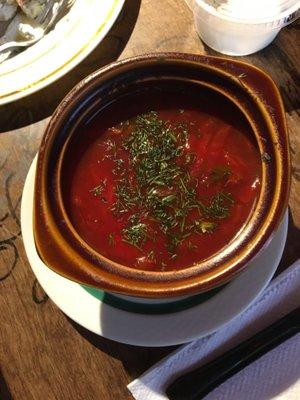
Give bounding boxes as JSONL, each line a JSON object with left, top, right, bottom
{"left": 34, "top": 53, "right": 290, "bottom": 301}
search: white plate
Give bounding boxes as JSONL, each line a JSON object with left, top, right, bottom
{"left": 21, "top": 158, "right": 288, "bottom": 347}
{"left": 0, "top": 0, "right": 124, "bottom": 105}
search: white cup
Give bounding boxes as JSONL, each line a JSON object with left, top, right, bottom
{"left": 188, "top": 0, "right": 300, "bottom": 56}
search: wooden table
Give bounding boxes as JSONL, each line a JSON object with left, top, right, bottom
{"left": 0, "top": 1, "right": 299, "bottom": 398}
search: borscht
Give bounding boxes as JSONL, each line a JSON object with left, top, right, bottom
{"left": 63, "top": 91, "right": 261, "bottom": 272}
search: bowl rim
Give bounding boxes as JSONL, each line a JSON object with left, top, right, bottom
{"left": 34, "top": 52, "right": 290, "bottom": 297}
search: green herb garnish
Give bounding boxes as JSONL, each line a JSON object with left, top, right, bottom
{"left": 122, "top": 220, "right": 148, "bottom": 249}
{"left": 195, "top": 220, "right": 217, "bottom": 233}
{"left": 108, "top": 233, "right": 116, "bottom": 246}
{"left": 108, "top": 111, "right": 234, "bottom": 256}
{"left": 204, "top": 192, "right": 234, "bottom": 219}
{"left": 147, "top": 250, "right": 156, "bottom": 262}
{"left": 261, "top": 152, "right": 271, "bottom": 163}
{"left": 90, "top": 178, "right": 107, "bottom": 196}
{"left": 188, "top": 241, "right": 198, "bottom": 250}
{"left": 210, "top": 165, "right": 231, "bottom": 182}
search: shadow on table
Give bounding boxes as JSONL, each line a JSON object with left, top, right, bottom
{"left": 0, "top": 368, "right": 12, "bottom": 400}
{"left": 68, "top": 317, "right": 175, "bottom": 379}
{"left": 0, "top": 0, "right": 141, "bottom": 133}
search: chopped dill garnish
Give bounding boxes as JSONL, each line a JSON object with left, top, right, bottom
{"left": 147, "top": 250, "right": 156, "bottom": 262}
{"left": 90, "top": 178, "right": 107, "bottom": 196}
{"left": 188, "top": 241, "right": 198, "bottom": 250}
{"left": 122, "top": 219, "right": 148, "bottom": 249}
{"left": 108, "top": 111, "right": 235, "bottom": 257}
{"left": 204, "top": 192, "right": 234, "bottom": 219}
{"left": 195, "top": 221, "right": 217, "bottom": 233}
{"left": 161, "top": 261, "right": 167, "bottom": 271}
{"left": 261, "top": 152, "right": 271, "bottom": 163}
{"left": 108, "top": 233, "right": 116, "bottom": 246}
{"left": 210, "top": 165, "right": 231, "bottom": 182}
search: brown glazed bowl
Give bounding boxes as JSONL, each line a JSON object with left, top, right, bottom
{"left": 34, "top": 53, "right": 290, "bottom": 298}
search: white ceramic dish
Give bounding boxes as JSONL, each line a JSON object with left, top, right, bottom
{"left": 21, "top": 158, "right": 288, "bottom": 346}
{"left": 0, "top": 0, "right": 125, "bottom": 105}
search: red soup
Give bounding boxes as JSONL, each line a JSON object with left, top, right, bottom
{"left": 63, "top": 92, "right": 262, "bottom": 272}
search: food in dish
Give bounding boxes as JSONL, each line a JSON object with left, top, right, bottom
{"left": 0, "top": 0, "right": 53, "bottom": 47}
{"left": 0, "top": 0, "right": 17, "bottom": 21}
{"left": 62, "top": 91, "right": 261, "bottom": 272}
{"left": 33, "top": 54, "right": 290, "bottom": 296}
{"left": 0, "top": 0, "right": 47, "bottom": 21}
{"left": 16, "top": 0, "right": 48, "bottom": 19}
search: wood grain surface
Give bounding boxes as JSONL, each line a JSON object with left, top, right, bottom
{"left": 0, "top": 0, "right": 299, "bottom": 399}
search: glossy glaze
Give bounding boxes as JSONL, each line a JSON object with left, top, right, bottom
{"left": 34, "top": 53, "right": 290, "bottom": 297}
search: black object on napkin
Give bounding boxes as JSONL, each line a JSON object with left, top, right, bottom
{"left": 166, "top": 307, "right": 300, "bottom": 400}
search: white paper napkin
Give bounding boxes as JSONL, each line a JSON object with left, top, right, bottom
{"left": 128, "top": 260, "right": 300, "bottom": 400}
